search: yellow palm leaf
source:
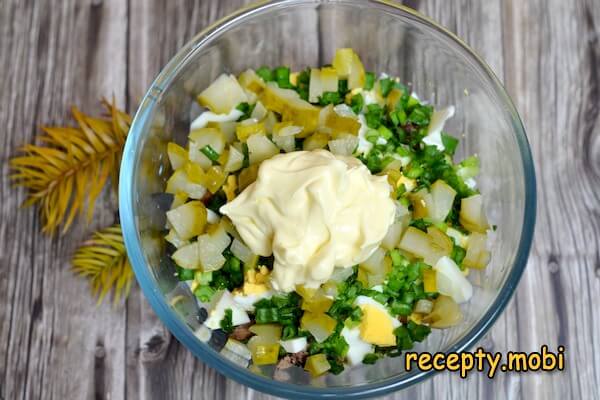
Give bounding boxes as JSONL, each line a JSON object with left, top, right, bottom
{"left": 72, "top": 224, "right": 133, "bottom": 304}
{"left": 10, "top": 99, "right": 132, "bottom": 234}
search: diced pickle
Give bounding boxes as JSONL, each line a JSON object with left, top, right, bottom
{"left": 300, "top": 312, "right": 336, "bottom": 343}
{"left": 463, "top": 232, "right": 490, "bottom": 269}
{"left": 423, "top": 295, "right": 463, "bottom": 328}
{"left": 204, "top": 166, "right": 228, "bottom": 194}
{"left": 260, "top": 83, "right": 320, "bottom": 135}
{"left": 167, "top": 142, "right": 187, "bottom": 170}
{"left": 166, "top": 201, "right": 207, "bottom": 240}
{"left": 238, "top": 165, "right": 259, "bottom": 191}
{"left": 301, "top": 292, "right": 333, "bottom": 314}
{"left": 238, "top": 69, "right": 266, "bottom": 94}
{"left": 460, "top": 194, "right": 490, "bottom": 233}
{"left": 422, "top": 269, "right": 437, "bottom": 292}
{"left": 249, "top": 324, "right": 282, "bottom": 341}
{"left": 303, "top": 133, "right": 329, "bottom": 151}
{"left": 319, "top": 105, "right": 361, "bottom": 136}
{"left": 305, "top": 354, "right": 331, "bottom": 377}
{"left": 236, "top": 121, "right": 266, "bottom": 142}
{"left": 332, "top": 48, "right": 365, "bottom": 89}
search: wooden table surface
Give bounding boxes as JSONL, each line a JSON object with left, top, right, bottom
{"left": 1, "top": 0, "right": 599, "bottom": 399}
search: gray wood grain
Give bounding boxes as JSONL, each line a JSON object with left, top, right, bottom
{"left": 1, "top": 0, "right": 599, "bottom": 399}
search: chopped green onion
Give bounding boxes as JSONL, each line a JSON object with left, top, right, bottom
{"left": 405, "top": 163, "right": 424, "bottom": 178}
{"left": 395, "top": 183, "right": 407, "bottom": 198}
{"left": 365, "top": 104, "right": 383, "bottom": 129}
{"left": 378, "top": 125, "right": 393, "bottom": 140}
{"left": 220, "top": 308, "right": 234, "bottom": 333}
{"left": 391, "top": 301, "right": 412, "bottom": 316}
{"left": 274, "top": 66, "right": 292, "bottom": 88}
{"left": 389, "top": 249, "right": 403, "bottom": 267}
{"left": 319, "top": 91, "right": 342, "bottom": 105}
{"left": 350, "top": 93, "right": 364, "bottom": 114}
{"left": 236, "top": 102, "right": 256, "bottom": 121}
{"left": 194, "top": 285, "right": 215, "bottom": 302}
{"left": 407, "top": 320, "right": 431, "bottom": 342}
{"left": 442, "top": 133, "right": 459, "bottom": 155}
{"left": 408, "top": 105, "right": 433, "bottom": 126}
{"left": 338, "top": 79, "right": 349, "bottom": 96}
{"left": 195, "top": 271, "right": 213, "bottom": 285}
{"left": 365, "top": 129, "right": 379, "bottom": 144}
{"left": 394, "top": 326, "right": 414, "bottom": 350}
{"left": 201, "top": 145, "right": 220, "bottom": 162}
{"left": 379, "top": 78, "right": 395, "bottom": 97}
{"left": 176, "top": 266, "right": 195, "bottom": 281}
{"left": 256, "top": 67, "right": 274, "bottom": 82}
{"left": 364, "top": 72, "right": 375, "bottom": 90}
{"left": 451, "top": 244, "right": 467, "bottom": 267}
{"left": 405, "top": 95, "right": 420, "bottom": 110}
{"left": 362, "top": 353, "right": 379, "bottom": 364}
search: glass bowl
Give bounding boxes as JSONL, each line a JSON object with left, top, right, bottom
{"left": 119, "top": 0, "right": 536, "bottom": 398}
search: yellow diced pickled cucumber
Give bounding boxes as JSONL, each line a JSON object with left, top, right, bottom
{"left": 251, "top": 343, "right": 280, "bottom": 366}
{"left": 303, "top": 133, "right": 329, "bottom": 151}
{"left": 238, "top": 165, "right": 259, "bottom": 191}
{"left": 204, "top": 166, "right": 227, "bottom": 194}
{"left": 167, "top": 142, "right": 188, "bottom": 170}
{"left": 305, "top": 354, "right": 331, "bottom": 377}
{"left": 223, "top": 175, "right": 237, "bottom": 202}
{"left": 238, "top": 69, "right": 265, "bottom": 94}
{"left": 236, "top": 122, "right": 266, "bottom": 142}
{"left": 423, "top": 269, "right": 437, "bottom": 292}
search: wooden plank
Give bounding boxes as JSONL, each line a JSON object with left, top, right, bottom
{"left": 0, "top": 1, "right": 129, "bottom": 399}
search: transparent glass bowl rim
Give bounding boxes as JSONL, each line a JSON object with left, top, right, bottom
{"left": 119, "top": 0, "right": 537, "bottom": 398}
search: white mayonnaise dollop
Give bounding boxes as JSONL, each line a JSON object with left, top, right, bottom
{"left": 220, "top": 150, "right": 395, "bottom": 292}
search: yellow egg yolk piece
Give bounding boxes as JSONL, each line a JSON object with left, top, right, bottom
{"left": 243, "top": 282, "right": 269, "bottom": 295}
{"left": 358, "top": 304, "right": 397, "bottom": 346}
